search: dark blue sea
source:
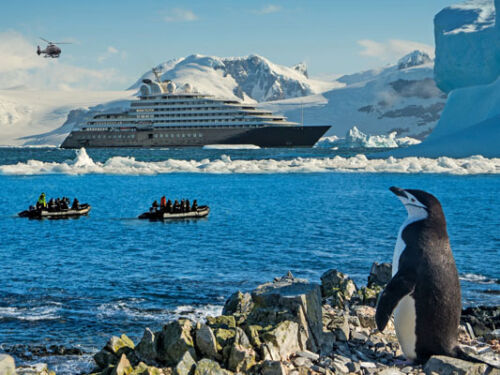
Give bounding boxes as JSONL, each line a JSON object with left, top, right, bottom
{"left": 0, "top": 147, "right": 498, "bottom": 373}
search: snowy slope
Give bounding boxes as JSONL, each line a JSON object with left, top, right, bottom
{"left": 0, "top": 90, "right": 133, "bottom": 146}
{"left": 262, "top": 50, "right": 446, "bottom": 139}
{"left": 388, "top": 0, "right": 500, "bottom": 157}
{"left": 130, "top": 54, "right": 341, "bottom": 103}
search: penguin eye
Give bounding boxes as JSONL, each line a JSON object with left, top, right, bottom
{"left": 411, "top": 198, "right": 415, "bottom": 202}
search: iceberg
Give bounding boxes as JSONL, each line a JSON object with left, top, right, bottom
{"left": 315, "top": 126, "right": 421, "bottom": 149}
{"left": 386, "top": 0, "right": 500, "bottom": 158}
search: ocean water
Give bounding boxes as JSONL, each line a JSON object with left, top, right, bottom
{"left": 0, "top": 147, "right": 499, "bottom": 373}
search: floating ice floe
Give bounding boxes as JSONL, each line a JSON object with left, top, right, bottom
{"left": 315, "top": 126, "right": 421, "bottom": 149}
{"left": 0, "top": 148, "right": 498, "bottom": 176}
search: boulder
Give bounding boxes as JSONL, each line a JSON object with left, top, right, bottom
{"left": 136, "top": 328, "right": 157, "bottom": 364}
{"left": 111, "top": 354, "right": 133, "bottom": 375}
{"left": 222, "top": 291, "right": 254, "bottom": 316}
{"left": 174, "top": 351, "right": 196, "bottom": 375}
{"left": 0, "top": 354, "right": 16, "bottom": 375}
{"left": 424, "top": 355, "right": 487, "bottom": 375}
{"left": 325, "top": 310, "right": 350, "bottom": 342}
{"left": 320, "top": 270, "right": 357, "bottom": 308}
{"left": 195, "top": 324, "right": 219, "bottom": 360}
{"left": 353, "top": 306, "right": 377, "bottom": 329}
{"left": 250, "top": 274, "right": 323, "bottom": 352}
{"left": 16, "top": 363, "right": 54, "bottom": 375}
{"left": 206, "top": 316, "right": 236, "bottom": 330}
{"left": 157, "top": 319, "right": 197, "bottom": 366}
{"left": 94, "top": 334, "right": 134, "bottom": 370}
{"left": 214, "top": 328, "right": 235, "bottom": 350}
{"left": 367, "top": 262, "right": 392, "bottom": 287}
{"left": 261, "top": 360, "right": 287, "bottom": 375}
{"left": 261, "top": 320, "right": 302, "bottom": 361}
{"left": 194, "top": 359, "right": 232, "bottom": 375}
{"left": 227, "top": 328, "right": 256, "bottom": 372}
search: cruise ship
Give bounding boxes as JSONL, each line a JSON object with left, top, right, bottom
{"left": 61, "top": 69, "right": 330, "bottom": 148}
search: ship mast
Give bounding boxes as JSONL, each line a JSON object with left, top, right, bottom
{"left": 152, "top": 67, "right": 162, "bottom": 83}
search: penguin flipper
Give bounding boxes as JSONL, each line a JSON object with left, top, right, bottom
{"left": 375, "top": 271, "right": 416, "bottom": 331}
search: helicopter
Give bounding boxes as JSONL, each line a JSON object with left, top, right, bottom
{"left": 36, "top": 37, "right": 72, "bottom": 58}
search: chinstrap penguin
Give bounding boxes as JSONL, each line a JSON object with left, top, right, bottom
{"left": 376, "top": 187, "right": 462, "bottom": 364}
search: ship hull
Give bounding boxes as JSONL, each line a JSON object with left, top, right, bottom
{"left": 60, "top": 125, "right": 330, "bottom": 148}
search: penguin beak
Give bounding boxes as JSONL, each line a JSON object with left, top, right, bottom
{"left": 389, "top": 186, "right": 407, "bottom": 199}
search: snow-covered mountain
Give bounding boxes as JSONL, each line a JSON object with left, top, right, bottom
{"left": 263, "top": 50, "right": 446, "bottom": 139}
{"left": 129, "top": 54, "right": 339, "bottom": 103}
{"left": 387, "top": 0, "right": 500, "bottom": 157}
{"left": 0, "top": 89, "right": 133, "bottom": 146}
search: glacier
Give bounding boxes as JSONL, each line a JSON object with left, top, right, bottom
{"left": 386, "top": 0, "right": 500, "bottom": 158}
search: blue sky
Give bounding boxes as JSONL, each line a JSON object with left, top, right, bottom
{"left": 0, "top": 0, "right": 454, "bottom": 90}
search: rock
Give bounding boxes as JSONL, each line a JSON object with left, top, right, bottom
{"left": 367, "top": 262, "right": 392, "bottom": 287}
{"left": 377, "top": 368, "right": 404, "bottom": 375}
{"left": 245, "top": 325, "right": 262, "bottom": 348}
{"left": 327, "top": 311, "right": 350, "bottom": 342}
{"left": 156, "top": 319, "right": 197, "bottom": 366}
{"left": 423, "top": 355, "right": 487, "bottom": 375}
{"left": 136, "top": 328, "right": 157, "bottom": 364}
{"left": 222, "top": 291, "right": 254, "bottom": 316}
{"left": 94, "top": 349, "right": 118, "bottom": 370}
{"left": 295, "top": 350, "right": 319, "bottom": 361}
{"left": 261, "top": 360, "right": 287, "bottom": 375}
{"left": 320, "top": 269, "right": 357, "bottom": 308}
{"left": 112, "top": 354, "right": 133, "bottom": 375}
{"left": 250, "top": 276, "right": 323, "bottom": 352}
{"left": 214, "top": 328, "right": 235, "bottom": 350}
{"left": 227, "top": 328, "right": 256, "bottom": 372}
{"left": 206, "top": 316, "right": 236, "bottom": 330}
{"left": 195, "top": 324, "right": 219, "bottom": 360}
{"left": 0, "top": 354, "right": 16, "bottom": 375}
{"left": 356, "top": 285, "right": 383, "bottom": 307}
{"left": 486, "top": 329, "right": 500, "bottom": 341}
{"left": 194, "top": 359, "right": 232, "bottom": 375}
{"left": 109, "top": 334, "right": 135, "bottom": 353}
{"left": 353, "top": 306, "right": 377, "bottom": 329}
{"left": 16, "top": 363, "right": 54, "bottom": 375}
{"left": 293, "top": 356, "right": 313, "bottom": 368}
{"left": 174, "top": 351, "right": 196, "bottom": 375}
{"left": 261, "top": 320, "right": 302, "bottom": 361}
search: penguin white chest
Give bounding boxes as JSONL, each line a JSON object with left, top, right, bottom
{"left": 394, "top": 295, "right": 417, "bottom": 360}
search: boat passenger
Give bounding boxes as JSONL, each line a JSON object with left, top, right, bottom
{"left": 48, "top": 198, "right": 56, "bottom": 211}
{"left": 55, "top": 198, "right": 61, "bottom": 210}
{"left": 185, "top": 199, "right": 190, "bottom": 212}
{"left": 192, "top": 200, "right": 198, "bottom": 211}
{"left": 160, "top": 196, "right": 166, "bottom": 208}
{"left": 152, "top": 200, "right": 159, "bottom": 211}
{"left": 166, "top": 199, "right": 172, "bottom": 213}
{"left": 37, "top": 193, "right": 47, "bottom": 209}
{"left": 173, "top": 200, "right": 180, "bottom": 213}
{"left": 72, "top": 198, "right": 79, "bottom": 210}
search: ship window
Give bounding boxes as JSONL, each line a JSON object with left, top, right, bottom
{"left": 176, "top": 134, "right": 180, "bottom": 138}
{"left": 154, "top": 134, "right": 158, "bottom": 138}
{"left": 198, "top": 133, "right": 203, "bottom": 137}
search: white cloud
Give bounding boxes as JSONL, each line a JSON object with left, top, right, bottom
{"left": 0, "top": 31, "right": 125, "bottom": 90}
{"left": 164, "top": 8, "right": 198, "bottom": 22}
{"left": 357, "top": 39, "right": 434, "bottom": 61}
{"left": 254, "top": 4, "right": 282, "bottom": 14}
{"left": 98, "top": 46, "right": 121, "bottom": 62}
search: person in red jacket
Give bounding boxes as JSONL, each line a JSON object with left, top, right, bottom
{"left": 160, "top": 196, "right": 166, "bottom": 208}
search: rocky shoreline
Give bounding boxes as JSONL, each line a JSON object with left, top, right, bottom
{"left": 1, "top": 263, "right": 499, "bottom": 375}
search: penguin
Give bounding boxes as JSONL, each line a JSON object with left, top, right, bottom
{"left": 375, "top": 186, "right": 462, "bottom": 364}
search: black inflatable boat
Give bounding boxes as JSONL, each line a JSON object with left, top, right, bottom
{"left": 138, "top": 206, "right": 210, "bottom": 220}
{"left": 18, "top": 204, "right": 91, "bottom": 219}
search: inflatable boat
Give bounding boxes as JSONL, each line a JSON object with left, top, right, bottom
{"left": 18, "top": 204, "right": 91, "bottom": 219}
{"left": 138, "top": 206, "right": 210, "bottom": 220}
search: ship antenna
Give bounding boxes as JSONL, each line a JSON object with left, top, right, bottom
{"left": 152, "top": 67, "right": 162, "bottom": 82}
